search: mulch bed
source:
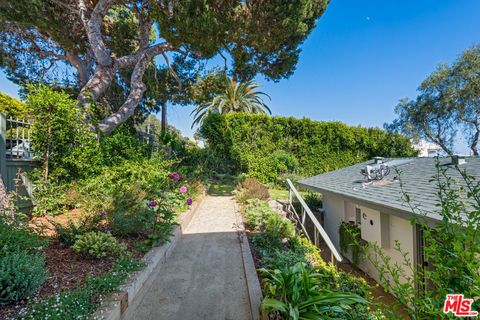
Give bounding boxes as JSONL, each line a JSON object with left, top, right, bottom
{"left": 0, "top": 236, "right": 144, "bottom": 320}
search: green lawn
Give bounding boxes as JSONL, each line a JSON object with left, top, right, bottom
{"left": 207, "top": 182, "right": 236, "bottom": 196}
{"left": 269, "top": 188, "right": 310, "bottom": 202}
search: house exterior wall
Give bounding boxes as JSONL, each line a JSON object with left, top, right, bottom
{"left": 322, "top": 192, "right": 416, "bottom": 288}
{"left": 321, "top": 192, "right": 345, "bottom": 251}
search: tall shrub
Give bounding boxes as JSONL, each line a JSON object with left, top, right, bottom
{"left": 27, "top": 84, "right": 99, "bottom": 182}
{"left": 200, "top": 113, "right": 417, "bottom": 182}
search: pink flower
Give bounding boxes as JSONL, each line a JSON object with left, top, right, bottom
{"left": 187, "top": 198, "right": 193, "bottom": 206}
{"left": 148, "top": 200, "right": 157, "bottom": 208}
{"left": 179, "top": 185, "right": 188, "bottom": 193}
{"left": 168, "top": 172, "right": 180, "bottom": 180}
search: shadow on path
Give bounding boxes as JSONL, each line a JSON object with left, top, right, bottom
{"left": 124, "top": 195, "right": 252, "bottom": 320}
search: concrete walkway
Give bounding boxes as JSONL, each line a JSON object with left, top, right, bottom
{"left": 125, "top": 195, "right": 253, "bottom": 320}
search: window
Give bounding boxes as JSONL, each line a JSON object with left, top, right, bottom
{"left": 355, "top": 207, "right": 361, "bottom": 225}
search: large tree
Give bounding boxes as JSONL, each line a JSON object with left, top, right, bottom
{"left": 0, "top": 0, "right": 329, "bottom": 134}
{"left": 386, "top": 45, "right": 480, "bottom": 155}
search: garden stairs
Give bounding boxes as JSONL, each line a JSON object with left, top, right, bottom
{"left": 124, "top": 195, "right": 256, "bottom": 320}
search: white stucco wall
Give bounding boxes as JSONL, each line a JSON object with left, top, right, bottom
{"left": 321, "top": 192, "right": 346, "bottom": 252}
{"left": 360, "top": 214, "right": 415, "bottom": 285}
{"left": 322, "top": 194, "right": 416, "bottom": 289}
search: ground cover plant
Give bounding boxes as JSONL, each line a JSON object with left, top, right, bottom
{"left": 237, "top": 180, "right": 382, "bottom": 319}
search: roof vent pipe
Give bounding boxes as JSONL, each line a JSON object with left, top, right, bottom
{"left": 373, "top": 156, "right": 384, "bottom": 164}
{"left": 451, "top": 155, "right": 466, "bottom": 166}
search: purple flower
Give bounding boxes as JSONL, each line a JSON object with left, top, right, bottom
{"left": 168, "top": 172, "right": 180, "bottom": 180}
{"left": 98, "top": 210, "right": 106, "bottom": 218}
{"left": 187, "top": 198, "right": 193, "bottom": 206}
{"left": 148, "top": 200, "right": 157, "bottom": 208}
{"left": 179, "top": 185, "right": 188, "bottom": 194}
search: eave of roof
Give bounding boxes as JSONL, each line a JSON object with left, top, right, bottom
{"left": 297, "top": 157, "right": 480, "bottom": 222}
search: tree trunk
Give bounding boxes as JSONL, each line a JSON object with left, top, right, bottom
{"left": 161, "top": 100, "right": 167, "bottom": 136}
{"left": 470, "top": 124, "right": 480, "bottom": 156}
{"left": 77, "top": 0, "right": 174, "bottom": 134}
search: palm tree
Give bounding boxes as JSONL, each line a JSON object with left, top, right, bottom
{"left": 191, "top": 77, "right": 271, "bottom": 128}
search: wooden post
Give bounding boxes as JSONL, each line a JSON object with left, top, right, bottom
{"left": 0, "top": 113, "right": 7, "bottom": 181}
{"left": 0, "top": 113, "right": 9, "bottom": 207}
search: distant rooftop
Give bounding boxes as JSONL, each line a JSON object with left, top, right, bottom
{"left": 297, "top": 157, "right": 480, "bottom": 221}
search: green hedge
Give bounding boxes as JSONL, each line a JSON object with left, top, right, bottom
{"left": 200, "top": 113, "right": 417, "bottom": 182}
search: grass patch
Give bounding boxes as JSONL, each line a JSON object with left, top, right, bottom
{"left": 207, "top": 182, "right": 235, "bottom": 196}
{"left": 269, "top": 188, "right": 309, "bottom": 202}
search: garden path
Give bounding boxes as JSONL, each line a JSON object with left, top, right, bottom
{"left": 124, "top": 195, "right": 253, "bottom": 320}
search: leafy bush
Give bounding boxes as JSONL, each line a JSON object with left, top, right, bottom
{"left": 106, "top": 183, "right": 153, "bottom": 236}
{"left": 53, "top": 211, "right": 103, "bottom": 246}
{"left": 0, "top": 91, "right": 30, "bottom": 118}
{"left": 263, "top": 212, "right": 295, "bottom": 241}
{"left": 27, "top": 83, "right": 100, "bottom": 182}
{"left": 243, "top": 199, "right": 273, "bottom": 229}
{"left": 260, "top": 262, "right": 367, "bottom": 319}
{"left": 0, "top": 214, "right": 47, "bottom": 257}
{"left": 339, "top": 222, "right": 364, "bottom": 267}
{"left": 18, "top": 255, "right": 143, "bottom": 319}
{"left": 241, "top": 192, "right": 378, "bottom": 319}
{"left": 245, "top": 151, "right": 299, "bottom": 183}
{"left": 72, "top": 231, "right": 126, "bottom": 259}
{"left": 0, "top": 252, "right": 47, "bottom": 305}
{"left": 253, "top": 232, "right": 325, "bottom": 271}
{"left": 236, "top": 177, "right": 270, "bottom": 203}
{"left": 98, "top": 125, "right": 151, "bottom": 167}
{"left": 303, "top": 192, "right": 323, "bottom": 210}
{"left": 201, "top": 113, "right": 417, "bottom": 183}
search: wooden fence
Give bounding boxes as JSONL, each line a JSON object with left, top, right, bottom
{"left": 0, "top": 113, "right": 40, "bottom": 211}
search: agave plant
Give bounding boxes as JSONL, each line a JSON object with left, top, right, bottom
{"left": 260, "top": 263, "right": 367, "bottom": 320}
{"left": 191, "top": 77, "right": 271, "bottom": 127}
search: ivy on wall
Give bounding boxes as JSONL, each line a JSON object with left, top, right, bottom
{"left": 339, "top": 222, "right": 364, "bottom": 267}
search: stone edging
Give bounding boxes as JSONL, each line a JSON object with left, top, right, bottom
{"left": 93, "top": 191, "right": 206, "bottom": 320}
{"left": 234, "top": 200, "right": 263, "bottom": 320}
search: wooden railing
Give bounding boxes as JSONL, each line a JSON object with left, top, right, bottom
{"left": 286, "top": 179, "right": 343, "bottom": 263}
{"left": 5, "top": 116, "right": 34, "bottom": 160}
{"left": 0, "top": 113, "right": 39, "bottom": 210}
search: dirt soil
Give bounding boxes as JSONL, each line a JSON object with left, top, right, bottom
{"left": 1, "top": 214, "right": 144, "bottom": 320}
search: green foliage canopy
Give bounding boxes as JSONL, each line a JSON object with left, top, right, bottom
{"left": 0, "top": 0, "right": 330, "bottom": 133}
{"left": 0, "top": 92, "right": 29, "bottom": 118}
{"left": 201, "top": 113, "right": 417, "bottom": 183}
{"left": 27, "top": 84, "right": 99, "bottom": 182}
{"left": 386, "top": 45, "right": 480, "bottom": 155}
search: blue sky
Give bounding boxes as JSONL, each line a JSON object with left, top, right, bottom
{"left": 1, "top": 0, "right": 479, "bottom": 152}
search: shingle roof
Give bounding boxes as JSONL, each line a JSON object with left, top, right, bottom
{"left": 297, "top": 157, "right": 480, "bottom": 221}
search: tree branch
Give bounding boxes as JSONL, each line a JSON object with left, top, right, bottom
{"left": 162, "top": 52, "right": 182, "bottom": 89}
{"left": 97, "top": 43, "right": 173, "bottom": 133}
{"left": 77, "top": 0, "right": 113, "bottom": 66}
